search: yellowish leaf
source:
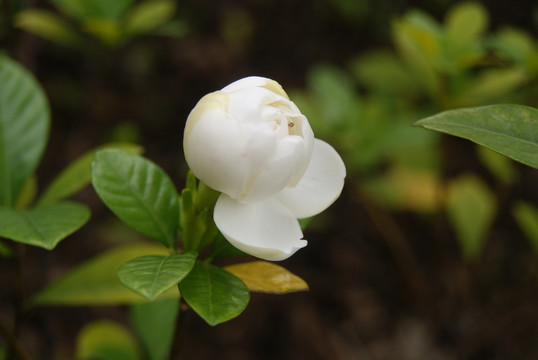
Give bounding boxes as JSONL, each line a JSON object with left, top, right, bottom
{"left": 224, "top": 261, "right": 308, "bottom": 294}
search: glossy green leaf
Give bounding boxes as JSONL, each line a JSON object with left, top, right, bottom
{"left": 130, "top": 298, "right": 179, "bottom": 360}
{"left": 0, "top": 202, "right": 90, "bottom": 250}
{"left": 76, "top": 320, "right": 142, "bottom": 360}
{"left": 118, "top": 252, "right": 197, "bottom": 300}
{"left": 179, "top": 261, "right": 250, "bottom": 326}
{"left": 446, "top": 175, "right": 497, "bottom": 260}
{"left": 415, "top": 104, "right": 538, "bottom": 168}
{"left": 124, "top": 0, "right": 176, "bottom": 37}
{"left": 512, "top": 201, "right": 538, "bottom": 254}
{"left": 91, "top": 150, "right": 179, "bottom": 248}
{"left": 32, "top": 243, "right": 177, "bottom": 306}
{"left": 39, "top": 143, "right": 142, "bottom": 206}
{"left": 15, "top": 10, "right": 83, "bottom": 49}
{"left": 0, "top": 55, "right": 50, "bottom": 207}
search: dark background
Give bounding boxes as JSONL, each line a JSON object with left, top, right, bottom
{"left": 2, "top": 0, "right": 538, "bottom": 359}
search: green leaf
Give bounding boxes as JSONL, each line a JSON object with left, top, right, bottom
{"left": 14, "top": 9, "right": 83, "bottom": 49}
{"left": 91, "top": 150, "right": 179, "bottom": 248}
{"left": 123, "top": 0, "right": 176, "bottom": 37}
{"left": 179, "top": 261, "right": 250, "bottom": 326}
{"left": 39, "top": 142, "right": 142, "bottom": 206}
{"left": 130, "top": 298, "right": 178, "bottom": 360}
{"left": 512, "top": 201, "right": 538, "bottom": 254}
{"left": 118, "top": 252, "right": 197, "bottom": 300}
{"left": 446, "top": 175, "right": 497, "bottom": 260}
{"left": 415, "top": 104, "right": 538, "bottom": 168}
{"left": 76, "top": 320, "right": 142, "bottom": 360}
{"left": 0, "top": 54, "right": 50, "bottom": 207}
{"left": 32, "top": 243, "right": 177, "bottom": 306}
{"left": 0, "top": 201, "right": 90, "bottom": 250}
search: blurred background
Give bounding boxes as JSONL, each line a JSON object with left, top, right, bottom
{"left": 2, "top": 0, "right": 538, "bottom": 359}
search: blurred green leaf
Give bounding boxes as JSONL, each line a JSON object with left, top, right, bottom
{"left": 362, "top": 166, "right": 443, "bottom": 212}
{"left": 83, "top": 18, "right": 122, "bottom": 46}
{"left": 0, "top": 241, "right": 13, "bottom": 257}
{"left": 476, "top": 145, "right": 517, "bottom": 184}
{"left": 446, "top": 175, "right": 497, "bottom": 260}
{"left": 123, "top": 0, "right": 176, "bottom": 37}
{"left": 15, "top": 175, "right": 37, "bottom": 210}
{"left": 32, "top": 243, "right": 177, "bottom": 306}
{"left": 91, "top": 150, "right": 179, "bottom": 248}
{"left": 0, "top": 55, "right": 49, "bottom": 207}
{"left": 53, "top": 0, "right": 133, "bottom": 21}
{"left": 179, "top": 261, "right": 249, "bottom": 326}
{"left": 130, "top": 298, "right": 178, "bottom": 360}
{"left": 458, "top": 67, "right": 528, "bottom": 104}
{"left": 308, "top": 64, "right": 359, "bottom": 129}
{"left": 15, "top": 10, "right": 83, "bottom": 49}
{"left": 392, "top": 13, "right": 441, "bottom": 96}
{"left": 512, "top": 201, "right": 538, "bottom": 254}
{"left": 38, "top": 142, "right": 142, "bottom": 206}
{"left": 148, "top": 19, "right": 188, "bottom": 37}
{"left": 76, "top": 320, "right": 142, "bottom": 360}
{"left": 415, "top": 104, "right": 538, "bottom": 168}
{"left": 118, "top": 252, "right": 197, "bottom": 300}
{"left": 350, "top": 51, "right": 418, "bottom": 96}
{"left": 445, "top": 2, "right": 488, "bottom": 46}
{"left": 0, "top": 202, "right": 90, "bottom": 250}
{"left": 490, "top": 27, "right": 535, "bottom": 64}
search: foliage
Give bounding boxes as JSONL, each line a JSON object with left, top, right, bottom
{"left": 14, "top": 0, "right": 186, "bottom": 48}
{"left": 292, "top": 1, "right": 538, "bottom": 259}
{"left": 0, "top": 54, "right": 90, "bottom": 250}
{"left": 88, "top": 150, "right": 309, "bottom": 326}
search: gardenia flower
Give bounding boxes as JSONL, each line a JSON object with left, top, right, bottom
{"left": 183, "top": 76, "right": 346, "bottom": 261}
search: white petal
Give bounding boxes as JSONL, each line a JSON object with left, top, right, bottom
{"left": 214, "top": 194, "right": 307, "bottom": 261}
{"left": 222, "top": 76, "right": 288, "bottom": 99}
{"left": 226, "top": 87, "right": 289, "bottom": 125}
{"left": 243, "top": 135, "right": 308, "bottom": 203}
{"left": 183, "top": 93, "right": 247, "bottom": 199}
{"left": 276, "top": 139, "right": 346, "bottom": 218}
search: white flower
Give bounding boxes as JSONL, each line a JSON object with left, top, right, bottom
{"left": 183, "top": 76, "right": 346, "bottom": 261}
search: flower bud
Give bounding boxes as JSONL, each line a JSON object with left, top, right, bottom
{"left": 183, "top": 77, "right": 345, "bottom": 261}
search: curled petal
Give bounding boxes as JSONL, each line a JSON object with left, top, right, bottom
{"left": 183, "top": 92, "right": 247, "bottom": 199}
{"left": 276, "top": 139, "right": 346, "bottom": 219}
{"left": 244, "top": 135, "right": 308, "bottom": 203}
{"left": 222, "top": 76, "right": 288, "bottom": 99}
{"left": 214, "top": 194, "right": 307, "bottom": 261}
